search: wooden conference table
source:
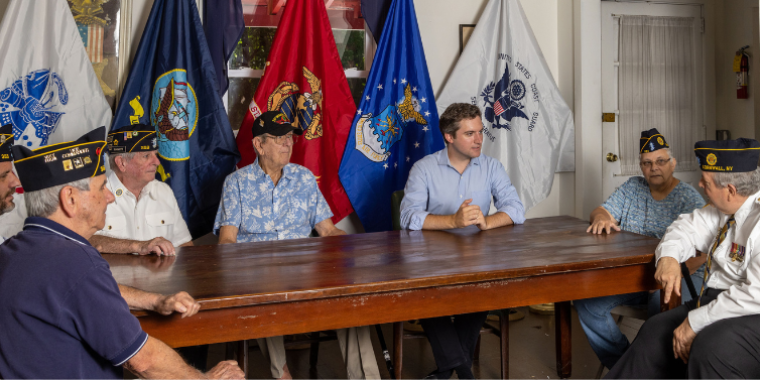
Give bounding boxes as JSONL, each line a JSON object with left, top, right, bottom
{"left": 106, "top": 216, "right": 663, "bottom": 379}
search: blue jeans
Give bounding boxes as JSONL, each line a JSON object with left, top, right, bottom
{"left": 575, "top": 264, "right": 705, "bottom": 369}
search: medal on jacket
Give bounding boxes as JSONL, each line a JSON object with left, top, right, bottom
{"left": 729, "top": 242, "right": 746, "bottom": 262}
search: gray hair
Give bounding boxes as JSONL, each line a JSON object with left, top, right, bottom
{"left": 639, "top": 148, "right": 673, "bottom": 159}
{"left": 108, "top": 152, "right": 139, "bottom": 173}
{"left": 712, "top": 167, "right": 760, "bottom": 197}
{"left": 25, "top": 178, "right": 91, "bottom": 218}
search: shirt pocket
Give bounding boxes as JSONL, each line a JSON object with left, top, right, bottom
{"left": 103, "top": 216, "right": 127, "bottom": 233}
{"left": 728, "top": 240, "right": 751, "bottom": 273}
{"left": 146, "top": 212, "right": 175, "bottom": 228}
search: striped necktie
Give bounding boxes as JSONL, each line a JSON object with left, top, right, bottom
{"left": 697, "top": 215, "right": 736, "bottom": 307}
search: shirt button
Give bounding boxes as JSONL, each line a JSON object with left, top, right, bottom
{"left": 460, "top": 195, "right": 463, "bottom": 198}
{"left": 137, "top": 226, "right": 140, "bottom": 229}
{"left": 108, "top": 225, "right": 112, "bottom": 230}
{"left": 161, "top": 220, "right": 165, "bottom": 224}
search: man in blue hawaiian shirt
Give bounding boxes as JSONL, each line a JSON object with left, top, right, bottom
{"left": 577, "top": 128, "right": 706, "bottom": 370}
{"left": 214, "top": 111, "right": 379, "bottom": 380}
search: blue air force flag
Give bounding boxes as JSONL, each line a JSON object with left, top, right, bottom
{"left": 339, "top": 0, "right": 444, "bottom": 233}
{"left": 436, "top": 0, "right": 575, "bottom": 211}
{"left": 0, "top": 0, "right": 111, "bottom": 150}
{"left": 112, "top": 0, "right": 240, "bottom": 238}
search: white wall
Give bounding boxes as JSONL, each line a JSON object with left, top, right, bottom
{"left": 713, "top": 0, "right": 757, "bottom": 140}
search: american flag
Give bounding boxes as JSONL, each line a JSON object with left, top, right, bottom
{"left": 493, "top": 97, "right": 508, "bottom": 116}
{"left": 77, "top": 23, "right": 103, "bottom": 63}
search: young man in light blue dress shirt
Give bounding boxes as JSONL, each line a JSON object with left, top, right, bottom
{"left": 214, "top": 111, "right": 379, "bottom": 380}
{"left": 400, "top": 103, "right": 525, "bottom": 379}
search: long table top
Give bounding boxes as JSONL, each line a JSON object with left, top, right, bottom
{"left": 107, "top": 216, "right": 660, "bottom": 313}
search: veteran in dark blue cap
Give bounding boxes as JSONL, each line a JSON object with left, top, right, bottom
{"left": 0, "top": 124, "right": 21, "bottom": 241}
{"left": 88, "top": 124, "right": 192, "bottom": 257}
{"left": 607, "top": 138, "right": 760, "bottom": 379}
{"left": 577, "top": 128, "right": 706, "bottom": 370}
{"left": 0, "top": 127, "right": 243, "bottom": 379}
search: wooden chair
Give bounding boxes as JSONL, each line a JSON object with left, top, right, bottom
{"left": 390, "top": 189, "right": 510, "bottom": 379}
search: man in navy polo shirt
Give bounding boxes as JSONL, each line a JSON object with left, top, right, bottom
{"left": 0, "top": 127, "right": 244, "bottom": 379}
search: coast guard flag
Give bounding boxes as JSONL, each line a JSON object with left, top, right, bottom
{"left": 0, "top": 0, "right": 111, "bottom": 150}
{"left": 339, "top": 0, "right": 444, "bottom": 232}
{"left": 436, "top": 0, "right": 575, "bottom": 211}
{"left": 112, "top": 0, "right": 240, "bottom": 238}
{"left": 235, "top": 0, "right": 354, "bottom": 223}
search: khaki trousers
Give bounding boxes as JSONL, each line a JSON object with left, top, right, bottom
{"left": 258, "top": 326, "right": 380, "bottom": 379}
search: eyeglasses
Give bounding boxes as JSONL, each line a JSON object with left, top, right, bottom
{"left": 639, "top": 157, "right": 671, "bottom": 169}
{"left": 263, "top": 133, "right": 297, "bottom": 145}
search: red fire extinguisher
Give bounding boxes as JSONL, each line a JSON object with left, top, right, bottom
{"left": 736, "top": 46, "right": 750, "bottom": 99}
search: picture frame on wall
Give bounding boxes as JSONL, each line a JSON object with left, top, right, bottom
{"left": 67, "top": 0, "right": 132, "bottom": 111}
{"left": 459, "top": 24, "right": 476, "bottom": 55}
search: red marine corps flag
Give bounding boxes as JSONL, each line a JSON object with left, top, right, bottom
{"left": 235, "top": 0, "right": 354, "bottom": 223}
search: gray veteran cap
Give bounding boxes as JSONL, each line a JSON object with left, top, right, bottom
{"left": 12, "top": 127, "right": 107, "bottom": 192}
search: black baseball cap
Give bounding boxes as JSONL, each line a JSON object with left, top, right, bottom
{"left": 251, "top": 111, "right": 303, "bottom": 138}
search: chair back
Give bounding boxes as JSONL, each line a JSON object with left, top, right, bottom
{"left": 391, "top": 189, "right": 405, "bottom": 231}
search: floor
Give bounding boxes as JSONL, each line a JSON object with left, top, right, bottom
{"left": 198, "top": 305, "right": 643, "bottom": 379}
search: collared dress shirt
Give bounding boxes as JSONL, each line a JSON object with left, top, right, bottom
{"left": 214, "top": 159, "right": 333, "bottom": 242}
{"left": 400, "top": 149, "right": 525, "bottom": 230}
{"left": 656, "top": 189, "right": 760, "bottom": 333}
{"left": 0, "top": 217, "right": 147, "bottom": 378}
{"left": 95, "top": 171, "right": 192, "bottom": 247}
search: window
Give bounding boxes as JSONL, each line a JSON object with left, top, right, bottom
{"left": 617, "top": 15, "right": 704, "bottom": 175}
{"left": 225, "top": 0, "right": 374, "bottom": 130}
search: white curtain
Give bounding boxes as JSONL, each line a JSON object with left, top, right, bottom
{"left": 618, "top": 15, "right": 703, "bottom": 175}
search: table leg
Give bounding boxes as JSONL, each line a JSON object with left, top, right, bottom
{"left": 237, "top": 340, "right": 249, "bottom": 378}
{"left": 554, "top": 301, "right": 571, "bottom": 379}
{"left": 500, "top": 312, "right": 509, "bottom": 379}
{"left": 393, "top": 322, "right": 403, "bottom": 379}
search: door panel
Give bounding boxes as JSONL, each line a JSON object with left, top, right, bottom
{"left": 601, "top": 2, "right": 703, "bottom": 199}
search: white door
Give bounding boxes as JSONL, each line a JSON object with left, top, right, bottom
{"left": 601, "top": 1, "right": 704, "bottom": 199}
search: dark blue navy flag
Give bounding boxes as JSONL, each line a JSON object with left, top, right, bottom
{"left": 112, "top": 0, "right": 240, "bottom": 238}
{"left": 203, "top": 0, "right": 244, "bottom": 97}
{"left": 339, "top": 0, "right": 444, "bottom": 232}
{"left": 361, "top": 0, "right": 393, "bottom": 43}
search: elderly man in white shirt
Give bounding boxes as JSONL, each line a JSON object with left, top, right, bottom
{"left": 607, "top": 138, "right": 760, "bottom": 379}
{"left": 0, "top": 124, "right": 20, "bottom": 242}
{"left": 89, "top": 124, "right": 192, "bottom": 255}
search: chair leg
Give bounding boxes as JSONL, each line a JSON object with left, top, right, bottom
{"left": 500, "top": 313, "right": 509, "bottom": 379}
{"left": 393, "top": 322, "right": 403, "bottom": 379}
{"left": 309, "top": 333, "right": 320, "bottom": 369}
{"left": 237, "top": 340, "right": 249, "bottom": 378}
{"left": 474, "top": 334, "right": 481, "bottom": 362}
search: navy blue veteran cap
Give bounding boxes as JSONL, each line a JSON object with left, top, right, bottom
{"left": 252, "top": 111, "right": 304, "bottom": 139}
{"left": 640, "top": 128, "right": 669, "bottom": 153}
{"left": 12, "top": 127, "right": 107, "bottom": 192}
{"left": 108, "top": 124, "right": 157, "bottom": 154}
{"left": 694, "top": 138, "right": 760, "bottom": 172}
{"left": 0, "top": 124, "right": 13, "bottom": 162}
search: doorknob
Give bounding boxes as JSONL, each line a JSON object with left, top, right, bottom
{"left": 606, "top": 153, "right": 618, "bottom": 162}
